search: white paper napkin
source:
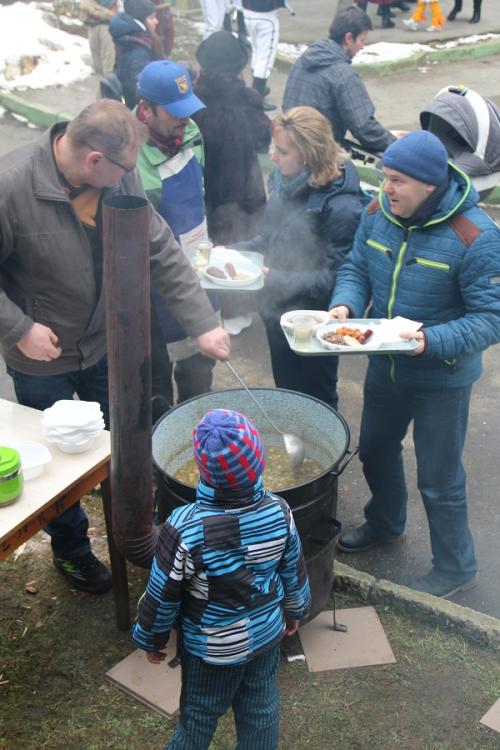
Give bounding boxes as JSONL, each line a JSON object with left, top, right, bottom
{"left": 376, "top": 316, "right": 422, "bottom": 343}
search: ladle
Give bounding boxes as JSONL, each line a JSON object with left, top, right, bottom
{"left": 224, "top": 361, "right": 306, "bottom": 470}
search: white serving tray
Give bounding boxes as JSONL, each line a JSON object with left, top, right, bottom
{"left": 281, "top": 316, "right": 420, "bottom": 356}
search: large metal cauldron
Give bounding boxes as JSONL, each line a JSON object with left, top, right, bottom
{"left": 152, "top": 388, "right": 352, "bottom": 618}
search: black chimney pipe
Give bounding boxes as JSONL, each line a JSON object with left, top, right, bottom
{"left": 102, "top": 194, "right": 158, "bottom": 567}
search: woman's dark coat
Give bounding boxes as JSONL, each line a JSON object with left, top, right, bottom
{"left": 193, "top": 74, "right": 271, "bottom": 244}
{"left": 239, "top": 160, "right": 365, "bottom": 318}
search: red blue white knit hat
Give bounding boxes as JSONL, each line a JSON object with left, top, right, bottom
{"left": 192, "top": 409, "right": 266, "bottom": 490}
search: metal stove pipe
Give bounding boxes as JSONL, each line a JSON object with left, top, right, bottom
{"left": 103, "top": 194, "right": 158, "bottom": 567}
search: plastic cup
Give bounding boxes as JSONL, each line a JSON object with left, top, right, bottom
{"left": 293, "top": 316, "right": 315, "bottom": 351}
{"left": 195, "top": 241, "right": 213, "bottom": 270}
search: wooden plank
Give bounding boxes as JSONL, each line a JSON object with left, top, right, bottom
{"left": 0, "top": 463, "right": 109, "bottom": 559}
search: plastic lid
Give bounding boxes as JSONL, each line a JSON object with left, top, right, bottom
{"left": 0, "top": 446, "right": 21, "bottom": 476}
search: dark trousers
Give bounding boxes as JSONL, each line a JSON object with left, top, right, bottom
{"left": 6, "top": 356, "right": 109, "bottom": 560}
{"left": 359, "top": 360, "right": 476, "bottom": 582}
{"left": 263, "top": 316, "right": 339, "bottom": 410}
{"left": 166, "top": 645, "right": 280, "bottom": 750}
{"left": 151, "top": 310, "right": 215, "bottom": 408}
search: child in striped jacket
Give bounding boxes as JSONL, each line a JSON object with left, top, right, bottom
{"left": 132, "top": 408, "right": 310, "bottom": 750}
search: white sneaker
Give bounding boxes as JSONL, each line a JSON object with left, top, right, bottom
{"left": 426, "top": 24, "right": 444, "bottom": 31}
{"left": 403, "top": 17, "right": 420, "bottom": 30}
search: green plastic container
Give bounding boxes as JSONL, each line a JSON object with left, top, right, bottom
{"left": 0, "top": 446, "right": 24, "bottom": 506}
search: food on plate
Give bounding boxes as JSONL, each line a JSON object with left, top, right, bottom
{"left": 206, "top": 265, "right": 227, "bottom": 279}
{"left": 224, "top": 262, "right": 237, "bottom": 279}
{"left": 322, "top": 326, "right": 373, "bottom": 347}
{"left": 205, "top": 262, "right": 256, "bottom": 284}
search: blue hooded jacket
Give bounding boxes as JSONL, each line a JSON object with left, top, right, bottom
{"left": 109, "top": 13, "right": 155, "bottom": 108}
{"left": 330, "top": 164, "right": 500, "bottom": 389}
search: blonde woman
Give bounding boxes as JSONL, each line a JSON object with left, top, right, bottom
{"left": 238, "top": 105, "right": 364, "bottom": 408}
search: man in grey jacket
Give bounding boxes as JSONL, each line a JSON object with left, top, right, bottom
{"left": 0, "top": 99, "right": 230, "bottom": 594}
{"left": 282, "top": 5, "right": 395, "bottom": 154}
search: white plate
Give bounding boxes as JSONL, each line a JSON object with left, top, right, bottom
{"left": 316, "top": 322, "right": 381, "bottom": 351}
{"left": 42, "top": 400, "right": 103, "bottom": 428}
{"left": 281, "top": 310, "right": 329, "bottom": 331}
{"left": 42, "top": 419, "right": 105, "bottom": 438}
{"left": 203, "top": 263, "right": 261, "bottom": 287}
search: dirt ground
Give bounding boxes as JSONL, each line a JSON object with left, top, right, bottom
{"left": 1, "top": 493, "right": 499, "bottom": 750}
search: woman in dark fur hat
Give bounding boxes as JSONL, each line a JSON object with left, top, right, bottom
{"left": 193, "top": 30, "right": 271, "bottom": 246}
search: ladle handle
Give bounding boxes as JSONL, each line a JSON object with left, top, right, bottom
{"left": 224, "top": 361, "right": 283, "bottom": 436}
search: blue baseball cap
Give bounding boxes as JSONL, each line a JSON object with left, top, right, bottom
{"left": 137, "top": 61, "right": 205, "bottom": 118}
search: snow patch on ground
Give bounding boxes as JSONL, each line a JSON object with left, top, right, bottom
{"left": 355, "top": 41, "right": 432, "bottom": 64}
{"left": 278, "top": 40, "right": 431, "bottom": 64}
{"left": 0, "top": 2, "right": 91, "bottom": 91}
{"left": 277, "top": 32, "right": 499, "bottom": 65}
{"left": 435, "top": 32, "right": 500, "bottom": 49}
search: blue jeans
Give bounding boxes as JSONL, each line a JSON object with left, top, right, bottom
{"left": 7, "top": 356, "right": 109, "bottom": 560}
{"left": 359, "top": 360, "right": 476, "bottom": 582}
{"left": 166, "top": 645, "right": 280, "bottom": 750}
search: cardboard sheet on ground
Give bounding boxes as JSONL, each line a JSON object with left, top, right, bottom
{"left": 480, "top": 698, "right": 500, "bottom": 734}
{"left": 298, "top": 606, "right": 396, "bottom": 672}
{"left": 106, "top": 631, "right": 181, "bottom": 718}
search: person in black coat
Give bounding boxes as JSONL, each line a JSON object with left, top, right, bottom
{"left": 237, "top": 106, "right": 364, "bottom": 409}
{"left": 193, "top": 31, "right": 271, "bottom": 245}
{"left": 109, "top": 0, "right": 162, "bottom": 108}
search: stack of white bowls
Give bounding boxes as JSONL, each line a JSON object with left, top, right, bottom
{"left": 41, "top": 400, "right": 105, "bottom": 454}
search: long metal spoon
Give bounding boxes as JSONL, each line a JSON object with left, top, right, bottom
{"left": 224, "top": 360, "right": 306, "bottom": 470}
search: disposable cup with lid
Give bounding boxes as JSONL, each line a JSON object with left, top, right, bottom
{"left": 0, "top": 446, "right": 24, "bottom": 506}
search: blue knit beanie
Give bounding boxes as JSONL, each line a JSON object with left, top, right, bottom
{"left": 193, "top": 409, "right": 266, "bottom": 490}
{"left": 382, "top": 131, "right": 449, "bottom": 186}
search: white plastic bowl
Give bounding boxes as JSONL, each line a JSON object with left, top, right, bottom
{"left": 42, "top": 400, "right": 103, "bottom": 428}
{"left": 55, "top": 435, "right": 98, "bottom": 454}
{"left": 12, "top": 441, "right": 52, "bottom": 480}
{"left": 281, "top": 309, "right": 330, "bottom": 331}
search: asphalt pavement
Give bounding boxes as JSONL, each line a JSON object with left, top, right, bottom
{"left": 1, "top": 2, "right": 500, "bottom": 618}
{"left": 280, "top": 0, "right": 500, "bottom": 45}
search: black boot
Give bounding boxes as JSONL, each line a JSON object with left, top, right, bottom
{"left": 252, "top": 76, "right": 266, "bottom": 96}
{"left": 469, "top": 0, "right": 481, "bottom": 23}
{"left": 447, "top": 0, "right": 462, "bottom": 21}
{"left": 253, "top": 76, "right": 276, "bottom": 110}
{"left": 377, "top": 5, "right": 395, "bottom": 16}
{"left": 237, "top": 10, "right": 247, "bottom": 37}
{"left": 381, "top": 5, "right": 395, "bottom": 28}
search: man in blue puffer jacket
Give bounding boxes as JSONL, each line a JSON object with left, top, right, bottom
{"left": 329, "top": 131, "right": 500, "bottom": 598}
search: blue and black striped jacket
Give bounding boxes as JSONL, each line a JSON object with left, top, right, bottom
{"left": 132, "top": 478, "right": 311, "bottom": 665}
